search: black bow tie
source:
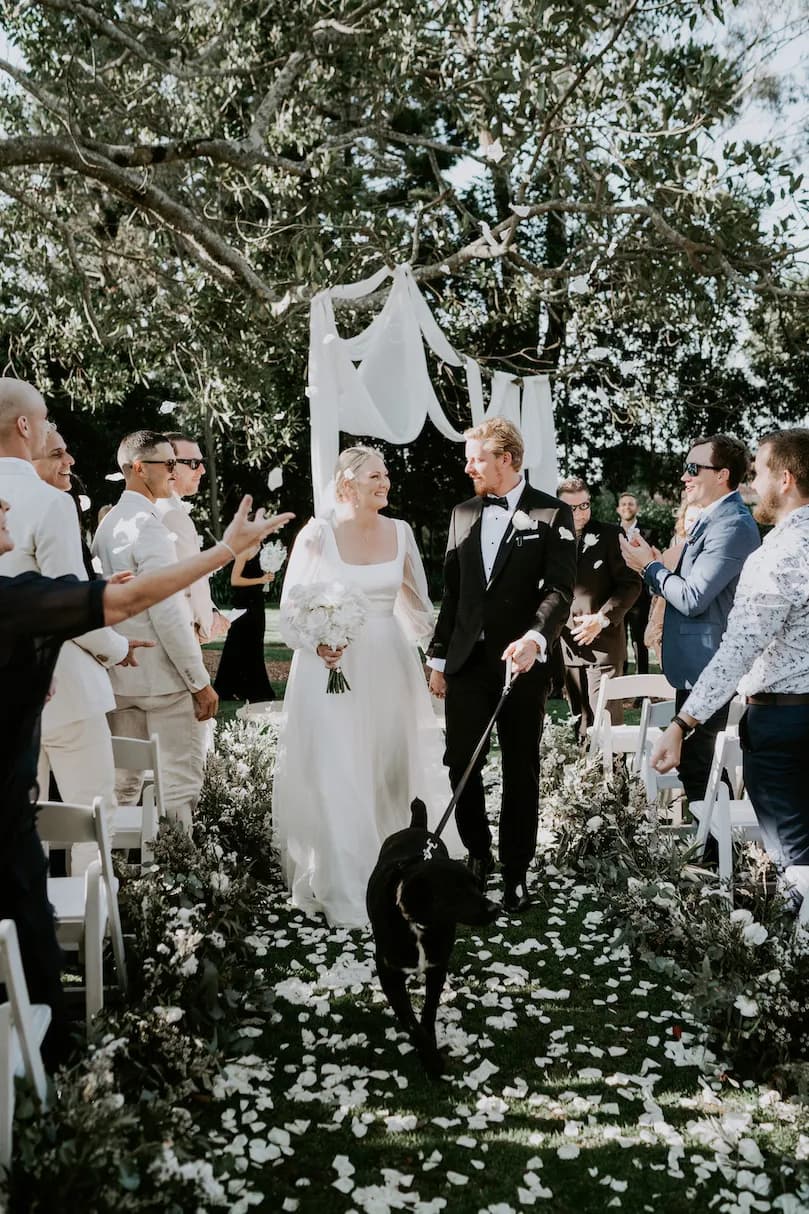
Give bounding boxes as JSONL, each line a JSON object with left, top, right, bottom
{"left": 482, "top": 495, "right": 510, "bottom": 510}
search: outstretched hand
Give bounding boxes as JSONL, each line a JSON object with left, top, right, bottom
{"left": 221, "top": 496, "right": 295, "bottom": 557}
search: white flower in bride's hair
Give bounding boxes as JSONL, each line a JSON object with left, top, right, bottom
{"left": 512, "top": 510, "right": 536, "bottom": 532}
{"left": 581, "top": 533, "right": 599, "bottom": 550}
{"left": 558, "top": 526, "right": 575, "bottom": 542}
{"left": 342, "top": 468, "right": 355, "bottom": 481}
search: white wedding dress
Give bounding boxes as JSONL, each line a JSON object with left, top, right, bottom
{"left": 272, "top": 516, "right": 462, "bottom": 927}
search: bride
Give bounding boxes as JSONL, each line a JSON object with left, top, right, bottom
{"left": 272, "top": 445, "right": 461, "bottom": 927}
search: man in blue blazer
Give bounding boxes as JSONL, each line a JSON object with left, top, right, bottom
{"left": 620, "top": 434, "right": 760, "bottom": 801}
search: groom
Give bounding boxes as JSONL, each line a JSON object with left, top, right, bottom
{"left": 428, "top": 417, "right": 576, "bottom": 911}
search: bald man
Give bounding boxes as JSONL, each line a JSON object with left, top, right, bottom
{"left": 0, "top": 378, "right": 144, "bottom": 870}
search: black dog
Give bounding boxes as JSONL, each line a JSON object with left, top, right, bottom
{"left": 366, "top": 798, "right": 499, "bottom": 1077}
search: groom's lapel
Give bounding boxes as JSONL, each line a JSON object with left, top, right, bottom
{"left": 486, "top": 484, "right": 530, "bottom": 591}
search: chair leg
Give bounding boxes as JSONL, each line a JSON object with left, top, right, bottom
{"left": 0, "top": 1007, "right": 13, "bottom": 1175}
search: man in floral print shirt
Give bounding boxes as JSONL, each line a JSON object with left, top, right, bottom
{"left": 652, "top": 429, "right": 809, "bottom": 908}
{"left": 557, "top": 477, "right": 641, "bottom": 743}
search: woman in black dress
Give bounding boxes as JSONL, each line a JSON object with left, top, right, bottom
{"left": 214, "top": 544, "right": 275, "bottom": 701}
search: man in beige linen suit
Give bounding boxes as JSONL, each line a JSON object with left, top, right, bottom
{"left": 0, "top": 381, "right": 145, "bottom": 868}
{"left": 93, "top": 430, "right": 218, "bottom": 829}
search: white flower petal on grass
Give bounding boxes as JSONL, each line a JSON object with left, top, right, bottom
{"left": 738, "top": 1138, "right": 765, "bottom": 1168}
{"left": 385, "top": 1114, "right": 417, "bottom": 1133}
{"left": 447, "top": 1171, "right": 469, "bottom": 1185}
{"left": 159, "top": 400, "right": 179, "bottom": 414}
{"left": 557, "top": 1144, "right": 580, "bottom": 1159}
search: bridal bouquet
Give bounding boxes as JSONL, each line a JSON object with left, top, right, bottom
{"left": 259, "top": 539, "right": 287, "bottom": 592}
{"left": 282, "top": 581, "right": 370, "bottom": 693}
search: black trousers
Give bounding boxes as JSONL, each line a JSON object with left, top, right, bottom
{"left": 741, "top": 704, "right": 809, "bottom": 874}
{"left": 624, "top": 592, "right": 650, "bottom": 675}
{"left": 675, "top": 688, "right": 731, "bottom": 804}
{"left": 444, "top": 644, "right": 548, "bottom": 881}
{"left": 0, "top": 819, "right": 68, "bottom": 1071}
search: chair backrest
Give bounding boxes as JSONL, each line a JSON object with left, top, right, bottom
{"left": 111, "top": 733, "right": 165, "bottom": 816}
{"left": 0, "top": 921, "right": 48, "bottom": 1103}
{"left": 634, "top": 697, "right": 676, "bottom": 770}
{"left": 37, "top": 801, "right": 98, "bottom": 846}
{"left": 589, "top": 673, "right": 676, "bottom": 755}
{"left": 693, "top": 732, "right": 744, "bottom": 849}
{"left": 727, "top": 696, "right": 746, "bottom": 728}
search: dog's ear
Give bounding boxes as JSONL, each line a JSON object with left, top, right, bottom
{"left": 409, "top": 798, "right": 428, "bottom": 829}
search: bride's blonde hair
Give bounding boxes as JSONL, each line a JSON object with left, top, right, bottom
{"left": 334, "top": 445, "right": 384, "bottom": 500}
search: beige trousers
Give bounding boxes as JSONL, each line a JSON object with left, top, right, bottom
{"left": 108, "top": 691, "right": 208, "bottom": 831}
{"left": 37, "top": 714, "right": 117, "bottom": 875}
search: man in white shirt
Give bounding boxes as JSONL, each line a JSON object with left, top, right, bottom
{"left": 653, "top": 428, "right": 809, "bottom": 907}
{"left": 156, "top": 432, "right": 228, "bottom": 643}
{"left": 0, "top": 379, "right": 142, "bottom": 867}
{"left": 93, "top": 431, "right": 218, "bottom": 829}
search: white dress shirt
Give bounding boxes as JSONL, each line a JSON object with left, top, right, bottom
{"left": 684, "top": 505, "right": 809, "bottom": 722}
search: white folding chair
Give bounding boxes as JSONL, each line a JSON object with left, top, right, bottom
{"left": 0, "top": 920, "right": 50, "bottom": 1173}
{"left": 690, "top": 734, "right": 761, "bottom": 894}
{"left": 588, "top": 673, "right": 676, "bottom": 772}
{"left": 634, "top": 698, "right": 684, "bottom": 813}
{"left": 110, "top": 734, "right": 165, "bottom": 864}
{"left": 37, "top": 797, "right": 128, "bottom": 1026}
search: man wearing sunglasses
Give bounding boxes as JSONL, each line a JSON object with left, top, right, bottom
{"left": 93, "top": 430, "right": 219, "bottom": 829}
{"left": 620, "top": 433, "right": 760, "bottom": 803}
{"left": 157, "top": 432, "right": 229, "bottom": 644}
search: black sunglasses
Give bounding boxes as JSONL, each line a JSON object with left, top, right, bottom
{"left": 140, "top": 458, "right": 177, "bottom": 472}
{"left": 174, "top": 458, "right": 205, "bottom": 470}
{"left": 683, "top": 461, "right": 720, "bottom": 476}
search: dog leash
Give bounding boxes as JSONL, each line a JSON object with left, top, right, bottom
{"left": 431, "top": 657, "right": 515, "bottom": 841}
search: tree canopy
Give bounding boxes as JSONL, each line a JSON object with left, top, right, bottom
{"left": 1, "top": 0, "right": 807, "bottom": 536}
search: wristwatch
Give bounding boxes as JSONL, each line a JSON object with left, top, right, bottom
{"left": 671, "top": 714, "right": 696, "bottom": 740}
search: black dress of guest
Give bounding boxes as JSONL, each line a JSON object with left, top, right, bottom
{"left": 0, "top": 571, "right": 106, "bottom": 1068}
{"left": 213, "top": 553, "right": 274, "bottom": 702}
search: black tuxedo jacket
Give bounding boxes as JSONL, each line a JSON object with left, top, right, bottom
{"left": 430, "top": 484, "right": 576, "bottom": 676}
{"left": 559, "top": 519, "right": 641, "bottom": 668}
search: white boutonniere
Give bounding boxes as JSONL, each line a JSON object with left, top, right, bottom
{"left": 512, "top": 509, "right": 536, "bottom": 532}
{"left": 581, "top": 533, "right": 599, "bottom": 551}
{"left": 558, "top": 526, "right": 575, "bottom": 542}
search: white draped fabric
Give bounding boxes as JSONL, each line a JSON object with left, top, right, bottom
{"left": 307, "top": 264, "right": 559, "bottom": 511}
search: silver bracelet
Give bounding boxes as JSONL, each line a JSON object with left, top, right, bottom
{"left": 218, "top": 539, "right": 237, "bottom": 561}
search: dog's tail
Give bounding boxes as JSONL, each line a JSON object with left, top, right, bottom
{"left": 410, "top": 797, "right": 427, "bottom": 829}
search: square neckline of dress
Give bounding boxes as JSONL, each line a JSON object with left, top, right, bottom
{"left": 328, "top": 518, "right": 401, "bottom": 567}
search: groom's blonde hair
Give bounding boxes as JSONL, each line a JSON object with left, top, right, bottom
{"left": 335, "top": 444, "right": 385, "bottom": 498}
{"left": 464, "top": 416, "right": 524, "bottom": 471}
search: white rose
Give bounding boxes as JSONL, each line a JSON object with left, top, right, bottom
{"left": 585, "top": 815, "right": 603, "bottom": 832}
{"left": 730, "top": 908, "right": 754, "bottom": 925}
{"left": 742, "top": 923, "right": 768, "bottom": 947}
{"left": 581, "top": 533, "right": 599, "bottom": 550}
{"left": 734, "top": 994, "right": 759, "bottom": 1018}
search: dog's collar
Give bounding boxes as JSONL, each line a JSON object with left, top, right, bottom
{"left": 394, "top": 880, "right": 426, "bottom": 931}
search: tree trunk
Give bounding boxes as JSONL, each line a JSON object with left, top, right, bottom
{"left": 203, "top": 407, "right": 221, "bottom": 538}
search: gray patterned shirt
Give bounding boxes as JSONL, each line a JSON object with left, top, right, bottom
{"left": 683, "top": 505, "right": 809, "bottom": 722}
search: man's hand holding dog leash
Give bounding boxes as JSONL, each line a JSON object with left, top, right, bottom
{"left": 429, "top": 633, "right": 543, "bottom": 698}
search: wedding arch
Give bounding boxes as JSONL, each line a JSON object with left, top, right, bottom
{"left": 307, "top": 264, "right": 558, "bottom": 513}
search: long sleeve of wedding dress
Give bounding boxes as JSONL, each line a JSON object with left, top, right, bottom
{"left": 278, "top": 519, "right": 327, "bottom": 652}
{"left": 394, "top": 522, "right": 435, "bottom": 648}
